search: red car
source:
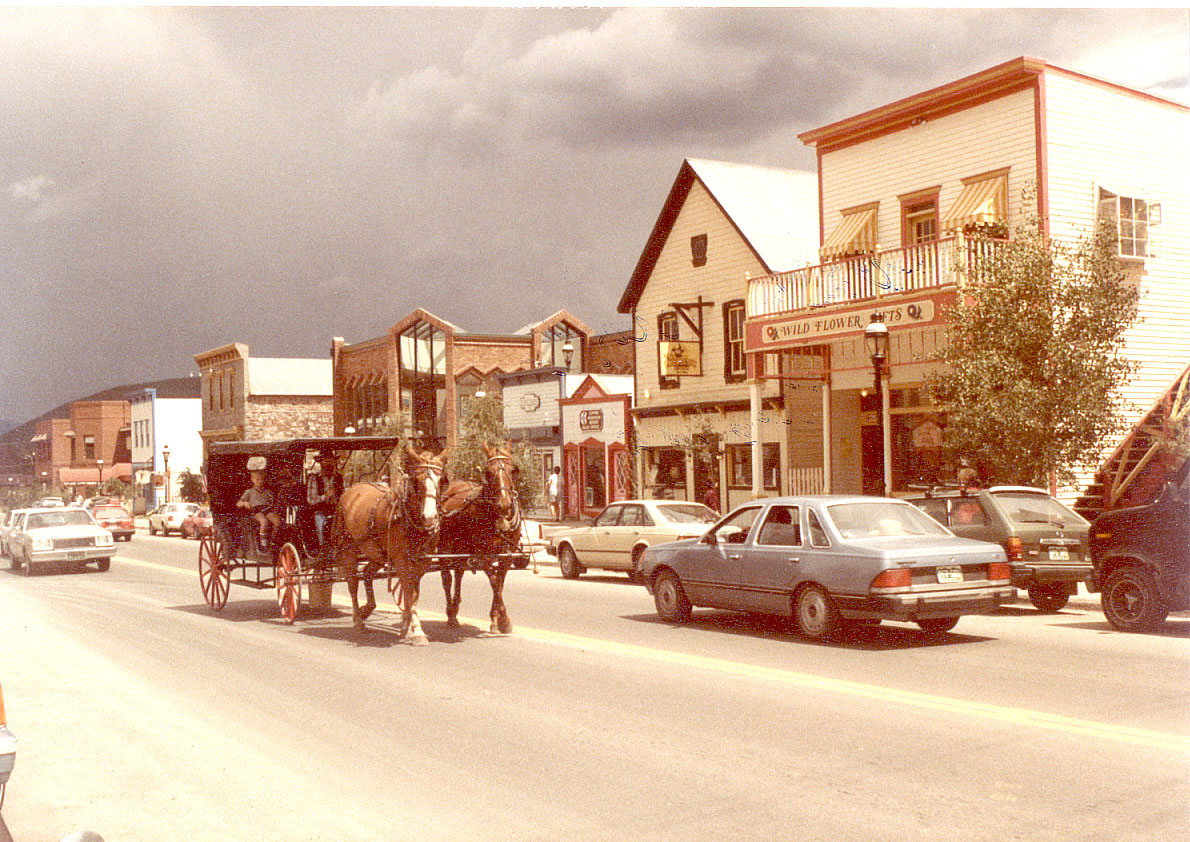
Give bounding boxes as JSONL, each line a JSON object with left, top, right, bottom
{"left": 90, "top": 504, "right": 135, "bottom": 542}
{"left": 181, "top": 508, "right": 214, "bottom": 539}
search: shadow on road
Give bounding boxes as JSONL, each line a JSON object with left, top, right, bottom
{"left": 1055, "top": 618, "right": 1190, "bottom": 637}
{"left": 621, "top": 610, "right": 993, "bottom": 650}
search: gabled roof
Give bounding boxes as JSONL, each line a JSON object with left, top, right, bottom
{"left": 618, "top": 158, "right": 818, "bottom": 314}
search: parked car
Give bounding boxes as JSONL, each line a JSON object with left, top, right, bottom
{"left": 89, "top": 504, "right": 135, "bottom": 542}
{"left": 1, "top": 680, "right": 16, "bottom": 807}
{"left": 548, "top": 499, "right": 719, "bottom": 580}
{"left": 34, "top": 496, "right": 65, "bottom": 508}
{"left": 180, "top": 507, "right": 214, "bottom": 539}
{"left": 906, "top": 486, "right": 1090, "bottom": 611}
{"left": 148, "top": 502, "right": 200, "bottom": 536}
{"left": 1089, "top": 469, "right": 1189, "bottom": 632}
{"left": 0, "top": 509, "right": 36, "bottom": 558}
{"left": 638, "top": 496, "right": 1012, "bottom": 639}
{"left": 8, "top": 506, "right": 114, "bottom": 574}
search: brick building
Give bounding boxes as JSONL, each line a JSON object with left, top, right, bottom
{"left": 331, "top": 308, "right": 593, "bottom": 451}
{"left": 193, "top": 343, "right": 333, "bottom": 463}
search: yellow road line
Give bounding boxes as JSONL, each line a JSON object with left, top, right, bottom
{"left": 122, "top": 553, "right": 1190, "bottom": 754}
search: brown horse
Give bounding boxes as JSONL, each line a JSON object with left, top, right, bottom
{"left": 330, "top": 445, "right": 448, "bottom": 642}
{"left": 438, "top": 441, "right": 522, "bottom": 635}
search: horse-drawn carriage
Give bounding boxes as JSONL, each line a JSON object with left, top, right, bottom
{"left": 198, "top": 435, "right": 534, "bottom": 643}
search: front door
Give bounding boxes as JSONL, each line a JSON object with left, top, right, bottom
{"left": 738, "top": 504, "right": 802, "bottom": 613}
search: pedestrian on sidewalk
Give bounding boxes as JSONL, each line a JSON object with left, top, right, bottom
{"left": 547, "top": 466, "right": 561, "bottom": 522}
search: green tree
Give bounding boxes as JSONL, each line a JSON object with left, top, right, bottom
{"left": 176, "top": 470, "right": 207, "bottom": 503}
{"left": 448, "top": 394, "right": 542, "bottom": 506}
{"left": 931, "top": 206, "right": 1140, "bottom": 487}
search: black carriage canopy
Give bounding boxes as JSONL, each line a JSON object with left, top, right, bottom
{"left": 205, "top": 435, "right": 406, "bottom": 516}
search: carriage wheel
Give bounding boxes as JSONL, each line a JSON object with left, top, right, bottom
{"left": 275, "top": 542, "right": 302, "bottom": 624}
{"left": 198, "top": 533, "right": 230, "bottom": 611}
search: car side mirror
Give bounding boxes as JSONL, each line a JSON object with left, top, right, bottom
{"left": 700, "top": 532, "right": 718, "bottom": 545}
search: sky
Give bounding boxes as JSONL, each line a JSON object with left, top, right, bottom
{"left": 1, "top": 4, "right": 1187, "bottom": 427}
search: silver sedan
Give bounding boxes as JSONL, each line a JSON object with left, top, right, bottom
{"left": 638, "top": 496, "right": 1012, "bottom": 639}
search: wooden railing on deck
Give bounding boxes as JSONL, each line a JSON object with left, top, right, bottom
{"left": 747, "top": 236, "right": 1004, "bottom": 318}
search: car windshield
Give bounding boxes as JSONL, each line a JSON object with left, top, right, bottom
{"left": 992, "top": 492, "right": 1087, "bottom": 526}
{"left": 95, "top": 507, "right": 128, "bottom": 518}
{"left": 27, "top": 510, "right": 94, "bottom": 529}
{"left": 826, "top": 501, "right": 951, "bottom": 539}
{"left": 655, "top": 504, "right": 718, "bottom": 524}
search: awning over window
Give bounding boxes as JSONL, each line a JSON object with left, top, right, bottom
{"left": 820, "top": 207, "right": 877, "bottom": 260}
{"left": 942, "top": 175, "right": 1007, "bottom": 232}
{"left": 29, "top": 433, "right": 47, "bottom": 443}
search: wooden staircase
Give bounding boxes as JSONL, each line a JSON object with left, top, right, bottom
{"left": 1073, "top": 364, "right": 1190, "bottom": 521}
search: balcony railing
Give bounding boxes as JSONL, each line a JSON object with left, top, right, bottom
{"left": 746, "top": 236, "right": 1004, "bottom": 319}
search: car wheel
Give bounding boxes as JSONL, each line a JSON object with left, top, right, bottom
{"left": 149, "top": 522, "right": 157, "bottom": 536}
{"left": 653, "top": 569, "right": 692, "bottom": 623}
{"left": 917, "top": 617, "right": 960, "bottom": 635}
{"left": 1102, "top": 566, "right": 1168, "bottom": 632}
{"left": 558, "top": 545, "right": 582, "bottom": 580}
{"left": 628, "top": 546, "right": 647, "bottom": 584}
{"left": 1028, "top": 584, "right": 1070, "bottom": 612}
{"left": 96, "top": 558, "right": 111, "bottom": 572}
{"left": 794, "top": 585, "right": 840, "bottom": 640}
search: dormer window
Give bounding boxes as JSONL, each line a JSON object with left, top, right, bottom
{"left": 691, "top": 234, "right": 707, "bottom": 267}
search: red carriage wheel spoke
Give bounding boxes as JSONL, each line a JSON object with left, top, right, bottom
{"left": 199, "top": 533, "right": 230, "bottom": 610}
{"left": 275, "top": 542, "right": 302, "bottom": 624}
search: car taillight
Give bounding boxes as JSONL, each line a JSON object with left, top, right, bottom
{"left": 988, "top": 562, "right": 1011, "bottom": 581}
{"left": 1005, "top": 537, "right": 1023, "bottom": 563}
{"left": 871, "top": 568, "right": 912, "bottom": 589}
{"left": 120, "top": 520, "right": 133, "bottom": 528}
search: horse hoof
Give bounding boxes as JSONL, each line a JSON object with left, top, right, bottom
{"left": 406, "top": 634, "right": 429, "bottom": 646}
{"left": 359, "top": 605, "right": 376, "bottom": 620}
{"left": 446, "top": 616, "right": 459, "bottom": 628}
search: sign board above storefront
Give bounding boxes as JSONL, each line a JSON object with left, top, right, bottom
{"left": 579, "top": 409, "right": 604, "bottom": 431}
{"left": 659, "top": 340, "right": 701, "bottom": 376}
{"left": 745, "top": 292, "right": 950, "bottom": 353}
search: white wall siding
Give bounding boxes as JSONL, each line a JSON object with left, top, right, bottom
{"left": 634, "top": 180, "right": 779, "bottom": 408}
{"left": 819, "top": 89, "right": 1038, "bottom": 248}
{"left": 1044, "top": 71, "right": 1190, "bottom": 426}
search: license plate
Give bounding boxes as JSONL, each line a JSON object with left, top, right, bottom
{"left": 66, "top": 552, "right": 84, "bottom": 561}
{"left": 936, "top": 566, "right": 963, "bottom": 584}
{"left": 1048, "top": 548, "right": 1070, "bottom": 561}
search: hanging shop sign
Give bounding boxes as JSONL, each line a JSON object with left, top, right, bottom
{"left": 659, "top": 341, "right": 702, "bottom": 376}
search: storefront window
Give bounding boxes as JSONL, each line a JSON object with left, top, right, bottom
{"left": 583, "top": 445, "right": 606, "bottom": 510}
{"left": 644, "top": 447, "right": 687, "bottom": 500}
{"left": 726, "top": 443, "right": 779, "bottom": 490}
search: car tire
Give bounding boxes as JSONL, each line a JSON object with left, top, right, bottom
{"left": 917, "top": 617, "right": 960, "bottom": 635}
{"left": 1101, "top": 566, "right": 1168, "bottom": 632}
{"left": 21, "top": 550, "right": 34, "bottom": 576}
{"left": 149, "top": 522, "right": 157, "bottom": 536}
{"left": 1028, "top": 584, "right": 1070, "bottom": 612}
{"left": 558, "top": 545, "right": 582, "bottom": 580}
{"left": 653, "top": 569, "right": 692, "bottom": 623}
{"left": 96, "top": 558, "right": 111, "bottom": 572}
{"left": 794, "top": 585, "right": 840, "bottom": 641}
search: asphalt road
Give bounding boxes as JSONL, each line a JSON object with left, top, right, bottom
{"left": 1, "top": 531, "right": 1187, "bottom": 841}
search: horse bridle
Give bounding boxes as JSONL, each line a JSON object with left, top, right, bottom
{"left": 484, "top": 454, "right": 522, "bottom": 540}
{"left": 396, "top": 459, "right": 447, "bottom": 537}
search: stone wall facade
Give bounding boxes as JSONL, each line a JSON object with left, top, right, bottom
{"left": 244, "top": 396, "right": 334, "bottom": 441}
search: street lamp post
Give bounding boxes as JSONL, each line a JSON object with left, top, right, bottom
{"left": 96, "top": 458, "right": 104, "bottom": 495}
{"left": 864, "top": 313, "right": 890, "bottom": 496}
{"left": 562, "top": 340, "right": 575, "bottom": 370}
{"left": 162, "top": 445, "right": 171, "bottom": 504}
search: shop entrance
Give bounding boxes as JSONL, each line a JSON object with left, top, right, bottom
{"left": 861, "top": 424, "right": 884, "bottom": 495}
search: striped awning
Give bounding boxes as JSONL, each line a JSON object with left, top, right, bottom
{"left": 942, "top": 175, "right": 1007, "bottom": 232}
{"left": 820, "top": 208, "right": 877, "bottom": 260}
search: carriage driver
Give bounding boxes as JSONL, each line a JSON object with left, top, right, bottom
{"left": 237, "top": 456, "right": 281, "bottom": 549}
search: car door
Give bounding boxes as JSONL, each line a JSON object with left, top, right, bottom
{"left": 575, "top": 505, "right": 623, "bottom": 567}
{"left": 677, "top": 505, "right": 763, "bottom": 609}
{"left": 598, "top": 504, "right": 645, "bottom": 571}
{"left": 737, "top": 504, "right": 803, "bottom": 614}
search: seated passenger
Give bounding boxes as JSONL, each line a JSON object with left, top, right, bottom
{"left": 306, "top": 460, "right": 340, "bottom": 545}
{"left": 237, "top": 457, "right": 281, "bottom": 549}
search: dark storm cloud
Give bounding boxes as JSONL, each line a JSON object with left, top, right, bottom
{"left": 1, "top": 6, "right": 1186, "bottom": 426}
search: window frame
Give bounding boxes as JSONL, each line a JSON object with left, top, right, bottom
{"left": 1098, "top": 187, "right": 1159, "bottom": 259}
{"left": 722, "top": 299, "right": 746, "bottom": 383}
{"left": 656, "top": 311, "right": 680, "bottom": 390}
